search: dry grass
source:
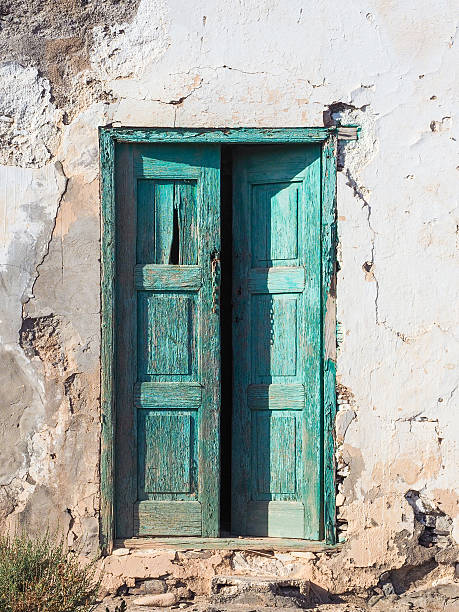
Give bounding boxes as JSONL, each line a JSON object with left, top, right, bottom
{"left": 0, "top": 532, "right": 99, "bottom": 612}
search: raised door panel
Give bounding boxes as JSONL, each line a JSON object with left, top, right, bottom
{"left": 251, "top": 182, "right": 299, "bottom": 265}
{"left": 138, "top": 412, "right": 194, "bottom": 494}
{"left": 115, "top": 143, "right": 220, "bottom": 538}
{"left": 137, "top": 293, "right": 196, "bottom": 379}
{"left": 251, "top": 295, "right": 298, "bottom": 380}
{"left": 232, "top": 144, "right": 321, "bottom": 539}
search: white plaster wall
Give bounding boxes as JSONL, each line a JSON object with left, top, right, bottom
{"left": 0, "top": 0, "right": 457, "bottom": 582}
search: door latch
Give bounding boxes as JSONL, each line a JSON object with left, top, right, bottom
{"left": 211, "top": 251, "right": 221, "bottom": 314}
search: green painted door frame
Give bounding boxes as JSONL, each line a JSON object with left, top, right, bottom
{"left": 99, "top": 127, "right": 339, "bottom": 554}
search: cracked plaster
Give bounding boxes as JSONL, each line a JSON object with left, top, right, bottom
{"left": 0, "top": 0, "right": 458, "bottom": 594}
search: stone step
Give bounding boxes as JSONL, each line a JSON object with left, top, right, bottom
{"left": 210, "top": 575, "right": 315, "bottom": 608}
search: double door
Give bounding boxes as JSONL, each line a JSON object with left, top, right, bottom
{"left": 114, "top": 142, "right": 322, "bottom": 540}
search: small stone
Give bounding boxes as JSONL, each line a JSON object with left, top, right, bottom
{"left": 145, "top": 579, "right": 167, "bottom": 594}
{"left": 381, "top": 582, "right": 395, "bottom": 597}
{"left": 176, "top": 586, "right": 192, "bottom": 599}
{"left": 112, "top": 547, "right": 130, "bottom": 556}
{"left": 436, "top": 516, "right": 452, "bottom": 531}
{"left": 433, "top": 529, "right": 451, "bottom": 536}
{"left": 130, "top": 578, "right": 167, "bottom": 595}
{"left": 133, "top": 592, "right": 178, "bottom": 607}
{"left": 335, "top": 409, "right": 356, "bottom": 443}
{"left": 423, "top": 515, "right": 436, "bottom": 527}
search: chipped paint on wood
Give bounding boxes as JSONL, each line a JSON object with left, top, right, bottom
{"left": 232, "top": 143, "right": 324, "bottom": 540}
{"left": 321, "top": 135, "right": 338, "bottom": 544}
{"left": 101, "top": 129, "right": 338, "bottom": 546}
{"left": 112, "top": 141, "right": 221, "bottom": 539}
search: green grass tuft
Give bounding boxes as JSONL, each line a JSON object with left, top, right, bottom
{"left": 0, "top": 532, "right": 99, "bottom": 612}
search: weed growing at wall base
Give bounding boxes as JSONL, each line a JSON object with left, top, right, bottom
{"left": 0, "top": 532, "right": 99, "bottom": 612}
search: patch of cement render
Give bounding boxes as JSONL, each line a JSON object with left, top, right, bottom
{"left": 0, "top": 162, "right": 66, "bottom": 342}
{"left": 14, "top": 196, "right": 101, "bottom": 550}
{"left": 0, "top": 161, "right": 100, "bottom": 549}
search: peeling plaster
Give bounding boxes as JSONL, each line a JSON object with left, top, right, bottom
{"left": 0, "top": 0, "right": 458, "bottom": 595}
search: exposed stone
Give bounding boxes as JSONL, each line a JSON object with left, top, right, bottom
{"left": 335, "top": 409, "right": 356, "bottom": 445}
{"left": 0, "top": 0, "right": 458, "bottom": 600}
{"left": 0, "top": 0, "right": 142, "bottom": 114}
{"left": 133, "top": 592, "right": 177, "bottom": 607}
{"left": 103, "top": 551, "right": 176, "bottom": 584}
{"left": 113, "top": 548, "right": 131, "bottom": 557}
{"left": 211, "top": 576, "right": 312, "bottom": 608}
{"left": 129, "top": 578, "right": 167, "bottom": 595}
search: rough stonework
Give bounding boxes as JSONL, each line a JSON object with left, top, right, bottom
{"left": 0, "top": 0, "right": 458, "bottom": 606}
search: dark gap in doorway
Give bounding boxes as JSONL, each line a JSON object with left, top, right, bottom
{"left": 220, "top": 145, "right": 233, "bottom": 534}
{"left": 169, "top": 202, "right": 180, "bottom": 264}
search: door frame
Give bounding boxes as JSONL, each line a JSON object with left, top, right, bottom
{"left": 99, "top": 127, "right": 338, "bottom": 554}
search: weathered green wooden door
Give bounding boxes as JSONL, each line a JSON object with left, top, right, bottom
{"left": 232, "top": 144, "right": 322, "bottom": 539}
{"left": 115, "top": 143, "right": 220, "bottom": 538}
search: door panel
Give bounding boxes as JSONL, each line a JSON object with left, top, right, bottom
{"left": 232, "top": 144, "right": 322, "bottom": 539}
{"left": 115, "top": 143, "right": 220, "bottom": 538}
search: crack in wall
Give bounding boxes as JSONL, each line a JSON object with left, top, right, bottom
{"left": 330, "top": 103, "right": 443, "bottom": 345}
{"left": 152, "top": 80, "right": 203, "bottom": 106}
{"left": 21, "top": 161, "right": 68, "bottom": 321}
{"left": 171, "top": 65, "right": 275, "bottom": 76}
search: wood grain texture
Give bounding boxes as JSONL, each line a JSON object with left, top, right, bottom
{"left": 246, "top": 502, "right": 304, "bottom": 538}
{"left": 248, "top": 267, "right": 305, "bottom": 293}
{"left": 112, "top": 140, "right": 220, "bottom": 538}
{"left": 135, "top": 382, "right": 202, "bottom": 408}
{"left": 103, "top": 127, "right": 334, "bottom": 145}
{"left": 301, "top": 143, "right": 322, "bottom": 540}
{"left": 134, "top": 501, "right": 201, "bottom": 536}
{"left": 247, "top": 384, "right": 305, "bottom": 410}
{"left": 135, "top": 264, "right": 201, "bottom": 290}
{"left": 117, "top": 536, "right": 342, "bottom": 552}
{"left": 100, "top": 129, "right": 116, "bottom": 554}
{"left": 232, "top": 144, "right": 322, "bottom": 539}
{"left": 322, "top": 135, "right": 338, "bottom": 545}
{"left": 138, "top": 412, "right": 193, "bottom": 493}
{"left": 254, "top": 415, "right": 297, "bottom": 494}
{"left": 197, "top": 146, "right": 221, "bottom": 536}
{"left": 137, "top": 293, "right": 194, "bottom": 377}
